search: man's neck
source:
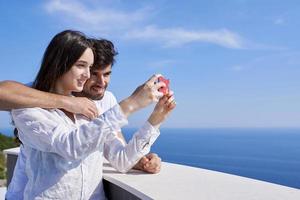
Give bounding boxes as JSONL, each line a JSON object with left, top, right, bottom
{"left": 72, "top": 91, "right": 84, "bottom": 97}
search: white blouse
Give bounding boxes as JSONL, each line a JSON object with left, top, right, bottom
{"left": 6, "top": 91, "right": 160, "bottom": 200}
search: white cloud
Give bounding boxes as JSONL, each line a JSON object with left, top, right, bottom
{"left": 231, "top": 51, "right": 300, "bottom": 71}
{"left": 44, "top": 0, "right": 148, "bottom": 33}
{"left": 274, "top": 17, "right": 285, "bottom": 25}
{"left": 147, "top": 59, "right": 176, "bottom": 69}
{"left": 232, "top": 65, "right": 245, "bottom": 71}
{"left": 125, "top": 25, "right": 246, "bottom": 49}
{"left": 44, "top": 0, "right": 248, "bottom": 49}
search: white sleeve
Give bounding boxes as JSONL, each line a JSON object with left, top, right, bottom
{"left": 11, "top": 104, "right": 128, "bottom": 161}
{"left": 5, "top": 145, "right": 28, "bottom": 200}
{"left": 103, "top": 121, "right": 160, "bottom": 173}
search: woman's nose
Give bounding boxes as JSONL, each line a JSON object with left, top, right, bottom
{"left": 83, "top": 68, "right": 90, "bottom": 79}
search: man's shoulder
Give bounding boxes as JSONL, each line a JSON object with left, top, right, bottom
{"left": 104, "top": 90, "right": 116, "bottom": 99}
{"left": 93, "top": 91, "right": 118, "bottom": 113}
{"left": 98, "top": 91, "right": 116, "bottom": 103}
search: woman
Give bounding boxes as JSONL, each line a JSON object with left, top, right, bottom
{"left": 6, "top": 30, "right": 175, "bottom": 199}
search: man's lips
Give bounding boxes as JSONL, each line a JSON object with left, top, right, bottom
{"left": 91, "top": 85, "right": 105, "bottom": 93}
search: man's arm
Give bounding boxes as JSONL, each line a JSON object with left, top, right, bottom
{"left": 133, "top": 153, "right": 161, "bottom": 173}
{"left": 0, "top": 80, "right": 98, "bottom": 119}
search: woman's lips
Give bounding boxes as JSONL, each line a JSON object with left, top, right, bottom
{"left": 77, "top": 79, "right": 86, "bottom": 86}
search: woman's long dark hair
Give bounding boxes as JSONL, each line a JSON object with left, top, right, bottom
{"left": 33, "top": 30, "right": 92, "bottom": 92}
{"left": 15, "top": 30, "right": 92, "bottom": 145}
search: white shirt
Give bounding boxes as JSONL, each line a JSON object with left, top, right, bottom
{"left": 6, "top": 91, "right": 160, "bottom": 200}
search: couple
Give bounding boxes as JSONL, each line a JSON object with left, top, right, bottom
{"left": 1, "top": 30, "right": 176, "bottom": 199}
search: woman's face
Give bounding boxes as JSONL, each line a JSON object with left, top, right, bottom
{"left": 56, "top": 48, "right": 94, "bottom": 95}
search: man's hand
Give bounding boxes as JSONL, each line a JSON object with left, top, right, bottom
{"left": 119, "top": 74, "right": 165, "bottom": 117}
{"left": 134, "top": 153, "right": 161, "bottom": 174}
{"left": 61, "top": 96, "right": 99, "bottom": 119}
{"left": 148, "top": 91, "right": 176, "bottom": 128}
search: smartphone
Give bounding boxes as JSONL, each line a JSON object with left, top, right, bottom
{"left": 158, "top": 76, "right": 170, "bottom": 95}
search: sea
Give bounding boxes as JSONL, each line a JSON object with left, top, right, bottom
{"left": 1, "top": 127, "right": 300, "bottom": 189}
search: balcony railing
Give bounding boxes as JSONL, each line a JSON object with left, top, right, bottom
{"left": 3, "top": 147, "right": 300, "bottom": 200}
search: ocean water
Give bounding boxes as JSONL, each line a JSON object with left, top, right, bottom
{"left": 1, "top": 127, "right": 300, "bottom": 189}
{"left": 123, "top": 128, "right": 300, "bottom": 189}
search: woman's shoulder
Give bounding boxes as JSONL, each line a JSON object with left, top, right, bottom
{"left": 11, "top": 107, "right": 55, "bottom": 120}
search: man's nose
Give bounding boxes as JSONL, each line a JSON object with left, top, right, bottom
{"left": 97, "top": 75, "right": 105, "bottom": 86}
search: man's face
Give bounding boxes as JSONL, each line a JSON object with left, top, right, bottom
{"left": 81, "top": 64, "right": 112, "bottom": 100}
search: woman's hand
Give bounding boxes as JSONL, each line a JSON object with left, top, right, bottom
{"left": 119, "top": 74, "right": 165, "bottom": 117}
{"left": 148, "top": 91, "right": 176, "bottom": 128}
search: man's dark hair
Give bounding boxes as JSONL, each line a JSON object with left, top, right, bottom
{"left": 89, "top": 38, "right": 118, "bottom": 70}
{"left": 33, "top": 30, "right": 92, "bottom": 92}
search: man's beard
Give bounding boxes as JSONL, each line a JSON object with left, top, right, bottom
{"left": 81, "top": 89, "right": 105, "bottom": 100}
{"left": 73, "top": 88, "right": 105, "bottom": 100}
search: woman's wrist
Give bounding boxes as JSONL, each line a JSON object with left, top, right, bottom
{"left": 147, "top": 114, "right": 161, "bottom": 129}
{"left": 119, "top": 97, "right": 139, "bottom": 117}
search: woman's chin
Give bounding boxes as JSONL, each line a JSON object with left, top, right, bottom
{"left": 73, "top": 87, "right": 84, "bottom": 93}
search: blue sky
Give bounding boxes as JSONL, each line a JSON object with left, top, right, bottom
{"left": 0, "top": 0, "right": 300, "bottom": 132}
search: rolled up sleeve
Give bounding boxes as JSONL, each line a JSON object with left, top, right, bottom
{"left": 104, "top": 121, "right": 160, "bottom": 173}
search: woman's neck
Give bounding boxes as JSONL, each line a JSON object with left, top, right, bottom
{"left": 53, "top": 83, "right": 72, "bottom": 96}
{"left": 53, "top": 84, "right": 75, "bottom": 123}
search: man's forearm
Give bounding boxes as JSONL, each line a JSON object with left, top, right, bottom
{"left": 0, "top": 80, "right": 66, "bottom": 110}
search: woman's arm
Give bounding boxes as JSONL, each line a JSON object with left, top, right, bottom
{"left": 104, "top": 122, "right": 160, "bottom": 173}
{"left": 12, "top": 104, "right": 127, "bottom": 161}
{"left": 118, "top": 74, "right": 166, "bottom": 117}
{"left": 104, "top": 92, "right": 176, "bottom": 173}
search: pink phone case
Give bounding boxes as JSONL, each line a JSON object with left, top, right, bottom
{"left": 158, "top": 76, "right": 170, "bottom": 95}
